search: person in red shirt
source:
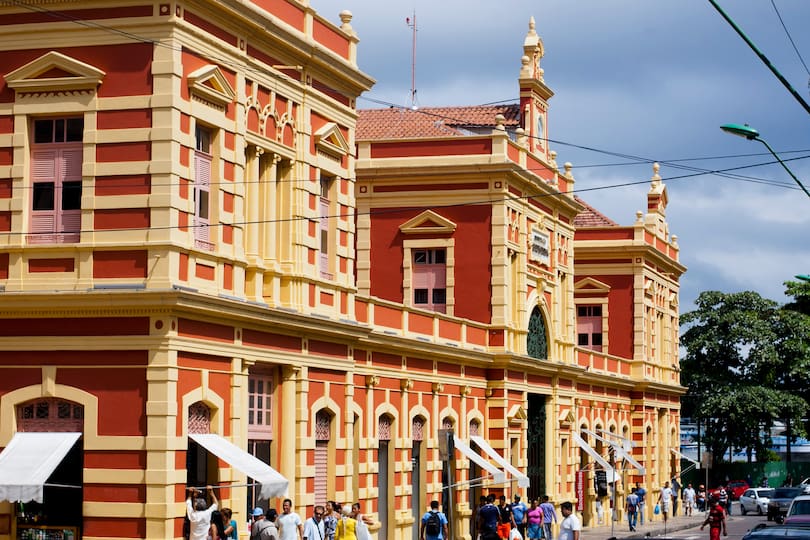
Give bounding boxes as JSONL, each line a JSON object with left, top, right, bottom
{"left": 700, "top": 496, "right": 727, "bottom": 540}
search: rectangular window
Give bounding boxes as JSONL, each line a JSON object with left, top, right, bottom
{"left": 319, "top": 176, "right": 334, "bottom": 279}
{"left": 29, "top": 117, "right": 84, "bottom": 244}
{"left": 248, "top": 375, "right": 273, "bottom": 439}
{"left": 194, "top": 126, "right": 214, "bottom": 250}
{"left": 412, "top": 248, "right": 447, "bottom": 313}
{"left": 576, "top": 304, "right": 603, "bottom": 352}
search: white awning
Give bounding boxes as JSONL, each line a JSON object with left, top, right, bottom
{"left": 189, "top": 434, "right": 288, "bottom": 499}
{"left": 0, "top": 432, "right": 81, "bottom": 503}
{"left": 583, "top": 429, "right": 645, "bottom": 475}
{"left": 453, "top": 434, "right": 506, "bottom": 485}
{"left": 470, "top": 435, "right": 530, "bottom": 488}
{"left": 572, "top": 432, "right": 616, "bottom": 480}
{"left": 671, "top": 448, "right": 699, "bottom": 466}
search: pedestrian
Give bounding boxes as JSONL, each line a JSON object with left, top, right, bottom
{"left": 511, "top": 495, "right": 528, "bottom": 539}
{"left": 697, "top": 485, "right": 707, "bottom": 512}
{"left": 626, "top": 488, "right": 639, "bottom": 532}
{"left": 210, "top": 510, "right": 226, "bottom": 540}
{"left": 251, "top": 507, "right": 278, "bottom": 540}
{"left": 526, "top": 499, "right": 543, "bottom": 540}
{"left": 278, "top": 499, "right": 304, "bottom": 540}
{"left": 683, "top": 484, "right": 696, "bottom": 516}
{"left": 634, "top": 483, "right": 647, "bottom": 525}
{"left": 700, "top": 496, "right": 727, "bottom": 540}
{"left": 717, "top": 486, "right": 728, "bottom": 517}
{"left": 421, "top": 500, "right": 449, "bottom": 540}
{"left": 185, "top": 486, "right": 219, "bottom": 540}
{"left": 557, "top": 502, "right": 580, "bottom": 540}
{"left": 784, "top": 474, "right": 794, "bottom": 487}
{"left": 657, "top": 481, "right": 673, "bottom": 524}
{"left": 671, "top": 477, "right": 681, "bottom": 517}
{"left": 477, "top": 494, "right": 501, "bottom": 540}
{"left": 539, "top": 496, "right": 557, "bottom": 540}
{"left": 351, "top": 502, "right": 374, "bottom": 526}
{"left": 324, "top": 502, "right": 339, "bottom": 540}
{"left": 336, "top": 505, "right": 358, "bottom": 540}
{"left": 221, "top": 508, "right": 238, "bottom": 540}
{"left": 724, "top": 484, "right": 732, "bottom": 515}
{"left": 303, "top": 505, "right": 326, "bottom": 540}
{"left": 497, "top": 495, "right": 515, "bottom": 540}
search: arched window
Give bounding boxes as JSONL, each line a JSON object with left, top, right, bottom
{"left": 16, "top": 398, "right": 83, "bottom": 432}
{"left": 315, "top": 410, "right": 332, "bottom": 506}
{"left": 527, "top": 306, "right": 548, "bottom": 359}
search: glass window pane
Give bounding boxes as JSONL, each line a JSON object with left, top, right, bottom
{"left": 433, "top": 249, "right": 446, "bottom": 264}
{"left": 577, "top": 333, "right": 589, "bottom": 346}
{"left": 592, "top": 333, "right": 603, "bottom": 346}
{"left": 414, "top": 289, "right": 428, "bottom": 304}
{"left": 577, "top": 306, "right": 587, "bottom": 317}
{"left": 33, "top": 183, "right": 55, "bottom": 210}
{"left": 197, "top": 190, "right": 209, "bottom": 219}
{"left": 54, "top": 119, "right": 65, "bottom": 142}
{"left": 34, "top": 120, "right": 53, "bottom": 144}
{"left": 66, "top": 118, "right": 84, "bottom": 142}
{"left": 62, "top": 181, "right": 82, "bottom": 210}
{"left": 433, "top": 288, "right": 446, "bottom": 304}
{"left": 593, "top": 306, "right": 602, "bottom": 316}
{"left": 414, "top": 251, "right": 427, "bottom": 264}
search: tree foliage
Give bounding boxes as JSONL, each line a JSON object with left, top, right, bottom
{"left": 680, "top": 289, "right": 810, "bottom": 466}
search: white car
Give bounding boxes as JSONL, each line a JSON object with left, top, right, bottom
{"left": 740, "top": 487, "right": 774, "bottom": 516}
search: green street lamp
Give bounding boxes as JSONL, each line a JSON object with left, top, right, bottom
{"left": 720, "top": 123, "right": 810, "bottom": 199}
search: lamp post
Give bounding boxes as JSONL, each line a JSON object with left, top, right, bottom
{"left": 720, "top": 123, "right": 810, "bottom": 199}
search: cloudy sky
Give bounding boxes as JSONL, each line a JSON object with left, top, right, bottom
{"left": 313, "top": 0, "right": 810, "bottom": 311}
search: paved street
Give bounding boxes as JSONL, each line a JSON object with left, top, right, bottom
{"left": 582, "top": 502, "right": 770, "bottom": 540}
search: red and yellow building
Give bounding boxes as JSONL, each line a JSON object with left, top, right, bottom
{"left": 0, "top": 3, "right": 684, "bottom": 540}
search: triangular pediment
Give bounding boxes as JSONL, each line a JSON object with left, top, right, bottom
{"left": 5, "top": 51, "right": 105, "bottom": 93}
{"left": 574, "top": 277, "right": 610, "bottom": 295}
{"left": 188, "top": 65, "right": 235, "bottom": 109}
{"left": 314, "top": 122, "right": 350, "bottom": 158}
{"left": 399, "top": 210, "right": 457, "bottom": 235}
{"left": 508, "top": 405, "right": 528, "bottom": 424}
{"left": 558, "top": 409, "right": 575, "bottom": 427}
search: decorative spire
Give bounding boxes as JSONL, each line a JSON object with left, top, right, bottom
{"left": 522, "top": 16, "right": 544, "bottom": 79}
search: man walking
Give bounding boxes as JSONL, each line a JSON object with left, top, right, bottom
{"left": 683, "top": 483, "right": 696, "bottom": 516}
{"left": 511, "top": 495, "right": 528, "bottom": 539}
{"left": 634, "top": 483, "right": 647, "bottom": 525}
{"left": 626, "top": 488, "right": 639, "bottom": 532}
{"left": 557, "top": 502, "right": 580, "bottom": 540}
{"left": 539, "top": 496, "right": 557, "bottom": 540}
{"left": 251, "top": 507, "right": 278, "bottom": 540}
{"left": 421, "top": 500, "right": 449, "bottom": 540}
{"left": 279, "top": 499, "right": 304, "bottom": 540}
{"left": 477, "top": 494, "right": 501, "bottom": 540}
{"left": 303, "top": 506, "right": 326, "bottom": 540}
{"left": 700, "top": 496, "right": 728, "bottom": 540}
{"left": 671, "top": 477, "right": 681, "bottom": 517}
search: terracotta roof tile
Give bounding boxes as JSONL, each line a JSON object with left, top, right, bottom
{"left": 357, "top": 104, "right": 521, "bottom": 140}
{"left": 573, "top": 195, "right": 619, "bottom": 227}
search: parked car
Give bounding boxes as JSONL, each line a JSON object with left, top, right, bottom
{"left": 743, "top": 523, "right": 810, "bottom": 540}
{"left": 785, "top": 495, "right": 810, "bottom": 525}
{"left": 730, "top": 480, "right": 751, "bottom": 500}
{"left": 768, "top": 487, "right": 805, "bottom": 522}
{"left": 741, "top": 488, "right": 775, "bottom": 516}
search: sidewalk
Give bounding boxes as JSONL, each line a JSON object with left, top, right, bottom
{"left": 583, "top": 510, "right": 706, "bottom": 539}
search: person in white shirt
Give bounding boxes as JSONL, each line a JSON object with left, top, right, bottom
{"left": 557, "top": 502, "right": 580, "bottom": 540}
{"left": 278, "top": 499, "right": 304, "bottom": 540}
{"left": 185, "top": 486, "right": 218, "bottom": 540}
{"left": 683, "top": 483, "right": 696, "bottom": 516}
{"left": 658, "top": 481, "right": 673, "bottom": 524}
{"left": 304, "top": 506, "right": 326, "bottom": 540}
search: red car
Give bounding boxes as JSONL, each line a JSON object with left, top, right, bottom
{"left": 709, "top": 480, "right": 750, "bottom": 501}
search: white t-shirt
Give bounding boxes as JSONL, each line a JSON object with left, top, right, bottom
{"left": 660, "top": 487, "right": 673, "bottom": 510}
{"left": 279, "top": 512, "right": 303, "bottom": 540}
{"left": 557, "top": 513, "right": 580, "bottom": 540}
{"left": 303, "top": 517, "right": 325, "bottom": 540}
{"left": 684, "top": 487, "right": 696, "bottom": 502}
{"left": 186, "top": 499, "right": 217, "bottom": 540}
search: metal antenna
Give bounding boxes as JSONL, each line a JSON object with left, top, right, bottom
{"left": 406, "top": 11, "right": 418, "bottom": 109}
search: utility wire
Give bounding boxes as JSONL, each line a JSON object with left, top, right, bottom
{"left": 769, "top": 0, "right": 810, "bottom": 80}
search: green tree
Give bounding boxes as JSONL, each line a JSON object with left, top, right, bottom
{"left": 680, "top": 290, "right": 810, "bottom": 466}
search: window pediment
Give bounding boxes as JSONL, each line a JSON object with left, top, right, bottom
{"left": 314, "top": 122, "right": 350, "bottom": 158}
{"left": 5, "top": 51, "right": 105, "bottom": 93}
{"left": 574, "top": 277, "right": 611, "bottom": 295}
{"left": 188, "top": 65, "right": 235, "bottom": 109}
{"left": 399, "top": 210, "right": 457, "bottom": 235}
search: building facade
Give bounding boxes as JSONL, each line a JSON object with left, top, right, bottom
{"left": 0, "top": 3, "right": 684, "bottom": 540}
